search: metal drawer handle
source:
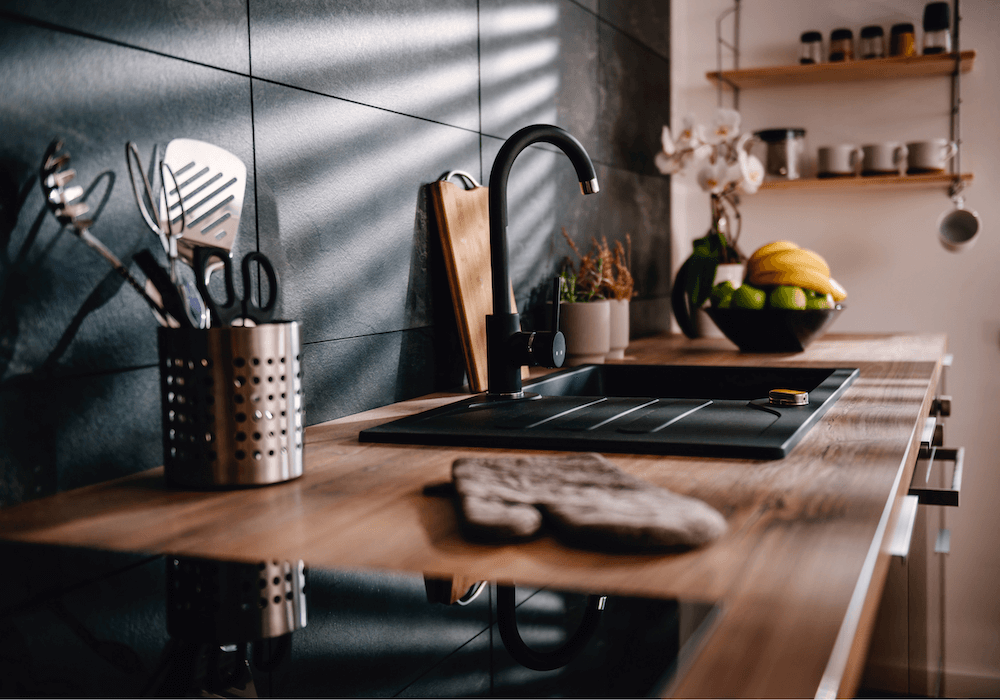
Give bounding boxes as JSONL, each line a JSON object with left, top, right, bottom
{"left": 889, "top": 495, "right": 920, "bottom": 560}
{"left": 909, "top": 446, "right": 964, "bottom": 507}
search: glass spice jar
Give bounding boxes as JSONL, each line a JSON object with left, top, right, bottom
{"left": 800, "top": 31, "right": 824, "bottom": 65}
{"left": 859, "top": 25, "right": 885, "bottom": 59}
{"left": 923, "top": 2, "right": 952, "bottom": 55}
{"left": 890, "top": 23, "right": 917, "bottom": 57}
{"left": 829, "top": 28, "right": 854, "bottom": 62}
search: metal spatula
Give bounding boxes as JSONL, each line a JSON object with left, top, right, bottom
{"left": 160, "top": 139, "right": 247, "bottom": 265}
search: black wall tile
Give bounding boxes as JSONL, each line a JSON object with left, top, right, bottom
{"left": 598, "top": 0, "right": 670, "bottom": 58}
{"left": 630, "top": 296, "right": 671, "bottom": 338}
{"left": 0, "top": 18, "right": 254, "bottom": 379}
{"left": 0, "top": 1, "right": 250, "bottom": 73}
{"left": 0, "top": 367, "right": 162, "bottom": 507}
{"left": 480, "top": 0, "right": 599, "bottom": 157}
{"left": 253, "top": 79, "right": 480, "bottom": 344}
{"left": 303, "top": 324, "right": 465, "bottom": 425}
{"left": 596, "top": 165, "right": 671, "bottom": 298}
{"left": 597, "top": 21, "right": 671, "bottom": 175}
{"left": 249, "top": 0, "right": 480, "bottom": 131}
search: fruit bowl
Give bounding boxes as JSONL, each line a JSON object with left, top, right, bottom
{"left": 704, "top": 305, "right": 845, "bottom": 353}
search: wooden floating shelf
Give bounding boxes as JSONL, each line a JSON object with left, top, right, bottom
{"left": 759, "top": 172, "right": 973, "bottom": 192}
{"left": 708, "top": 50, "right": 975, "bottom": 89}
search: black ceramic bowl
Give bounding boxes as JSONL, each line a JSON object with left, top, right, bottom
{"left": 704, "top": 305, "right": 845, "bottom": 353}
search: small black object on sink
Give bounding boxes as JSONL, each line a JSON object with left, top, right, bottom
{"left": 359, "top": 364, "right": 859, "bottom": 459}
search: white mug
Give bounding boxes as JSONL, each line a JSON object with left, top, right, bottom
{"left": 907, "top": 139, "right": 958, "bottom": 173}
{"left": 862, "top": 142, "right": 909, "bottom": 176}
{"left": 818, "top": 145, "right": 863, "bottom": 177}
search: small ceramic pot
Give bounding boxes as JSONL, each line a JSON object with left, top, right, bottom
{"left": 606, "top": 298, "right": 630, "bottom": 360}
{"left": 560, "top": 299, "right": 610, "bottom": 366}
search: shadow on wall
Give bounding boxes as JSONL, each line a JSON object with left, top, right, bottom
{"left": 0, "top": 157, "right": 166, "bottom": 507}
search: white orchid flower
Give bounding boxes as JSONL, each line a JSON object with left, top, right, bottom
{"left": 675, "top": 113, "right": 704, "bottom": 150}
{"left": 660, "top": 125, "right": 676, "bottom": 156}
{"left": 738, "top": 154, "right": 765, "bottom": 194}
{"left": 705, "top": 108, "right": 741, "bottom": 145}
{"left": 696, "top": 158, "right": 730, "bottom": 194}
{"left": 655, "top": 150, "right": 684, "bottom": 175}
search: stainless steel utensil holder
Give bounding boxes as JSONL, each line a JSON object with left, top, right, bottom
{"left": 167, "top": 556, "right": 307, "bottom": 643}
{"left": 158, "top": 322, "right": 304, "bottom": 488}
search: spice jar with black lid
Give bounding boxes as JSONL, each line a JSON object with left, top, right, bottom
{"left": 829, "top": 28, "right": 854, "bottom": 61}
{"left": 800, "top": 31, "right": 824, "bottom": 64}
{"left": 890, "top": 23, "right": 917, "bottom": 57}
{"left": 859, "top": 25, "right": 885, "bottom": 59}
{"left": 923, "top": 2, "right": 952, "bottom": 55}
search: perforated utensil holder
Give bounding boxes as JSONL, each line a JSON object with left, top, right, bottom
{"left": 158, "top": 322, "right": 304, "bottom": 488}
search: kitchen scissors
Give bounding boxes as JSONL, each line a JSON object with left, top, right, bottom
{"left": 193, "top": 246, "right": 279, "bottom": 327}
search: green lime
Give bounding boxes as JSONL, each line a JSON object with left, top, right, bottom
{"left": 731, "top": 283, "right": 766, "bottom": 310}
{"left": 710, "top": 281, "right": 737, "bottom": 308}
{"left": 805, "top": 291, "right": 835, "bottom": 310}
{"left": 769, "top": 285, "right": 807, "bottom": 310}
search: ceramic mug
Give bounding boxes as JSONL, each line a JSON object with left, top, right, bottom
{"left": 818, "top": 145, "right": 863, "bottom": 177}
{"left": 938, "top": 202, "right": 981, "bottom": 252}
{"left": 862, "top": 142, "right": 909, "bottom": 176}
{"left": 907, "top": 139, "right": 958, "bottom": 173}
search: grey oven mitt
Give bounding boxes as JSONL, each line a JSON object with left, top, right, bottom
{"left": 450, "top": 453, "right": 726, "bottom": 551}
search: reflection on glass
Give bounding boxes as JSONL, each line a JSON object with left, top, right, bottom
{"left": 149, "top": 560, "right": 718, "bottom": 697}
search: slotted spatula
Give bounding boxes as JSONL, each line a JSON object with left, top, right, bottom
{"left": 160, "top": 139, "right": 247, "bottom": 265}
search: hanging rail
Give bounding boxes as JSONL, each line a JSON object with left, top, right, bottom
{"left": 715, "top": 0, "right": 741, "bottom": 110}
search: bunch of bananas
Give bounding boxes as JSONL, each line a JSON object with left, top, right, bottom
{"left": 745, "top": 241, "right": 847, "bottom": 302}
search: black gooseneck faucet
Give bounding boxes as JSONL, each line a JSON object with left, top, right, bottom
{"left": 486, "top": 124, "right": 600, "bottom": 398}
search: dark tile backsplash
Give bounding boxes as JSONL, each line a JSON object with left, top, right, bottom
{"left": 0, "top": 1, "right": 671, "bottom": 695}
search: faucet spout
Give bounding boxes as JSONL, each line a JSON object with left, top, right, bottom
{"left": 486, "top": 125, "right": 599, "bottom": 397}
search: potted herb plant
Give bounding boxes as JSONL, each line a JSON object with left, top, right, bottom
{"left": 559, "top": 230, "right": 636, "bottom": 365}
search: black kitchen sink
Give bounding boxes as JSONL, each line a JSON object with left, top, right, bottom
{"left": 359, "top": 364, "right": 859, "bottom": 459}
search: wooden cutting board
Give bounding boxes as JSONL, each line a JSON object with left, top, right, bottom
{"left": 429, "top": 179, "right": 527, "bottom": 393}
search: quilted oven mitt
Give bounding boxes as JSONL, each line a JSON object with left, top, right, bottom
{"left": 450, "top": 453, "right": 727, "bottom": 551}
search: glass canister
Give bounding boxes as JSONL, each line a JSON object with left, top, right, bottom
{"left": 754, "top": 129, "right": 807, "bottom": 181}
{"left": 800, "top": 31, "right": 823, "bottom": 65}
{"left": 859, "top": 25, "right": 885, "bottom": 59}
{"left": 923, "top": 2, "right": 952, "bottom": 55}
{"left": 829, "top": 28, "right": 854, "bottom": 61}
{"left": 890, "top": 23, "right": 917, "bottom": 57}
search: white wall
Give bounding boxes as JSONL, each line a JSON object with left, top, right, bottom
{"left": 672, "top": 0, "right": 999, "bottom": 694}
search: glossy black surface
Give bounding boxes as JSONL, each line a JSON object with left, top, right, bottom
{"left": 0, "top": 540, "right": 717, "bottom": 698}
{"left": 360, "top": 364, "right": 860, "bottom": 458}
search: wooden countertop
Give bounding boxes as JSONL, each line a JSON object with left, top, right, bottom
{"left": 0, "top": 332, "right": 947, "bottom": 698}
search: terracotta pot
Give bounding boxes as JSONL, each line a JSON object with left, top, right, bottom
{"left": 559, "top": 299, "right": 610, "bottom": 366}
{"left": 606, "top": 298, "right": 630, "bottom": 360}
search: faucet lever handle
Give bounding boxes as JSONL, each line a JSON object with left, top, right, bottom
{"left": 530, "top": 275, "right": 566, "bottom": 368}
